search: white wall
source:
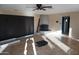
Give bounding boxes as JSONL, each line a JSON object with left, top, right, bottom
{"left": 40, "top": 15, "right": 49, "bottom": 25}
{"left": 48, "top": 12, "right": 79, "bottom": 39}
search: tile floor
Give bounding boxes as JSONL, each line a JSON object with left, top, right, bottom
{"left": 1, "top": 32, "right": 79, "bottom": 55}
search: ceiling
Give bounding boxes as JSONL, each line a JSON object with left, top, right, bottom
{"left": 0, "top": 4, "right": 79, "bottom": 14}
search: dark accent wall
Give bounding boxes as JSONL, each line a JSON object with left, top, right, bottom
{"left": 0, "top": 14, "right": 34, "bottom": 41}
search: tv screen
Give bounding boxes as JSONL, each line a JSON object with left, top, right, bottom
{"left": 0, "top": 14, "right": 34, "bottom": 42}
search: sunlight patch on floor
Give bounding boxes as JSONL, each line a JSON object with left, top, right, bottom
{"left": 46, "top": 36, "right": 71, "bottom": 53}
{"left": 24, "top": 38, "right": 29, "bottom": 55}
{"left": 24, "top": 37, "right": 37, "bottom": 55}
{"left": 30, "top": 37, "right": 37, "bottom": 55}
{"left": 43, "top": 31, "right": 71, "bottom": 53}
{"left": 43, "top": 30, "right": 62, "bottom": 40}
{"left": 0, "top": 44, "right": 8, "bottom": 53}
{"left": 41, "top": 35, "right": 55, "bottom": 49}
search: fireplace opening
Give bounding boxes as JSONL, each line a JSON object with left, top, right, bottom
{"left": 40, "top": 24, "right": 49, "bottom": 31}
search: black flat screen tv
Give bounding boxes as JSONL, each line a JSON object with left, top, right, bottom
{"left": 0, "top": 14, "right": 34, "bottom": 43}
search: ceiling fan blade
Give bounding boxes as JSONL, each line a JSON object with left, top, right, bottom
{"left": 42, "top": 6, "right": 52, "bottom": 8}
{"left": 33, "top": 8, "right": 37, "bottom": 11}
{"left": 42, "top": 8, "right": 46, "bottom": 11}
{"left": 33, "top": 8, "right": 46, "bottom": 11}
{"left": 33, "top": 8, "right": 39, "bottom": 11}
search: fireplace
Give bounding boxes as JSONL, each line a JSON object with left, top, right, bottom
{"left": 40, "top": 24, "right": 49, "bottom": 31}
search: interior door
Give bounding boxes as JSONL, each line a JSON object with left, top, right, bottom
{"left": 62, "top": 16, "right": 70, "bottom": 35}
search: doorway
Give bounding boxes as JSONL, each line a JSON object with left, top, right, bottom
{"left": 62, "top": 16, "right": 70, "bottom": 35}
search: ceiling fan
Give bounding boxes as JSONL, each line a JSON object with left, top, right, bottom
{"left": 33, "top": 4, "right": 52, "bottom": 11}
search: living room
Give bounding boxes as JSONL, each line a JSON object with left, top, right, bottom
{"left": 0, "top": 4, "right": 79, "bottom": 55}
